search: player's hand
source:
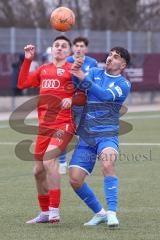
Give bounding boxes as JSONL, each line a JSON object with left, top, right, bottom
{"left": 72, "top": 56, "right": 84, "bottom": 70}
{"left": 61, "top": 98, "right": 72, "bottom": 109}
{"left": 24, "top": 44, "right": 35, "bottom": 60}
{"left": 71, "top": 69, "right": 85, "bottom": 81}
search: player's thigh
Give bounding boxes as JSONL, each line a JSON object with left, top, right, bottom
{"left": 43, "top": 132, "right": 73, "bottom": 161}
{"left": 34, "top": 131, "right": 52, "bottom": 161}
{"left": 69, "top": 139, "right": 97, "bottom": 175}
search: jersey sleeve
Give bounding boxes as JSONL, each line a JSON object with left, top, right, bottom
{"left": 82, "top": 71, "right": 131, "bottom": 102}
{"left": 67, "top": 56, "right": 74, "bottom": 63}
{"left": 106, "top": 80, "right": 131, "bottom": 102}
{"left": 17, "top": 58, "right": 41, "bottom": 89}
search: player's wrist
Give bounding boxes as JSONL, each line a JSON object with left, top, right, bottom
{"left": 24, "top": 58, "right": 32, "bottom": 62}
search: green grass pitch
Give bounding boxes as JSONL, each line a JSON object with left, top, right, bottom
{"left": 0, "top": 111, "right": 160, "bottom": 240}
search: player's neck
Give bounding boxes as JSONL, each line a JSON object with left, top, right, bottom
{"left": 52, "top": 59, "right": 66, "bottom": 67}
{"left": 106, "top": 69, "right": 121, "bottom": 76}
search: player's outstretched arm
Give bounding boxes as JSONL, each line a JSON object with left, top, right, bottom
{"left": 18, "top": 45, "right": 40, "bottom": 89}
{"left": 72, "top": 68, "right": 131, "bottom": 102}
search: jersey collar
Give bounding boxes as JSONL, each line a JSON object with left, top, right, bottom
{"left": 105, "top": 71, "right": 121, "bottom": 78}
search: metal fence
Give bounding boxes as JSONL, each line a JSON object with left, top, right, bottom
{"left": 0, "top": 28, "right": 160, "bottom": 54}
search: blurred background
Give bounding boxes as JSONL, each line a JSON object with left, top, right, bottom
{"left": 0, "top": 0, "right": 160, "bottom": 112}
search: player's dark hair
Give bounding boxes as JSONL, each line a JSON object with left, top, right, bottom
{"left": 73, "top": 37, "right": 89, "bottom": 46}
{"left": 110, "top": 47, "right": 130, "bottom": 66}
{"left": 53, "top": 36, "right": 72, "bottom": 48}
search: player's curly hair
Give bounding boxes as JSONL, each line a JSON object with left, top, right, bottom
{"left": 111, "top": 47, "right": 130, "bottom": 66}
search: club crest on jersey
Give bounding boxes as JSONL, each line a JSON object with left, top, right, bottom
{"left": 57, "top": 68, "right": 65, "bottom": 76}
{"left": 42, "top": 69, "right": 47, "bottom": 74}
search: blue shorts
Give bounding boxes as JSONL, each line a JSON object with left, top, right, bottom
{"left": 69, "top": 137, "right": 119, "bottom": 175}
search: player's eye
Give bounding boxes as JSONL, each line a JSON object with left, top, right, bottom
{"left": 114, "top": 55, "right": 120, "bottom": 59}
{"left": 62, "top": 44, "right": 68, "bottom": 48}
{"left": 54, "top": 43, "right": 59, "bottom": 48}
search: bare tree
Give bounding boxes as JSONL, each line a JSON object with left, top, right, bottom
{"left": 88, "top": 0, "right": 139, "bottom": 30}
{"left": 88, "top": 0, "right": 160, "bottom": 31}
{"left": 136, "top": 1, "right": 160, "bottom": 31}
{"left": 0, "top": 0, "right": 17, "bottom": 26}
{"left": 0, "top": 0, "right": 160, "bottom": 31}
{"left": 0, "top": 0, "right": 52, "bottom": 28}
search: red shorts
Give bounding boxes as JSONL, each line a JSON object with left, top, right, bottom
{"left": 34, "top": 123, "right": 75, "bottom": 161}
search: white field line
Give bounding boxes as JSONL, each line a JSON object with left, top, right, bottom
{"left": 122, "top": 114, "right": 160, "bottom": 120}
{"left": 0, "top": 142, "right": 159, "bottom": 146}
{"left": 120, "top": 143, "right": 160, "bottom": 146}
{"left": 0, "top": 114, "right": 159, "bottom": 129}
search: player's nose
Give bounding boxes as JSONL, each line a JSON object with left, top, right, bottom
{"left": 57, "top": 46, "right": 62, "bottom": 50}
{"left": 106, "top": 57, "right": 112, "bottom": 63}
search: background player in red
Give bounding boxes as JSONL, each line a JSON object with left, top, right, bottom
{"left": 18, "top": 36, "right": 86, "bottom": 224}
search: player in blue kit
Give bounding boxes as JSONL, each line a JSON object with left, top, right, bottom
{"left": 69, "top": 47, "right": 131, "bottom": 227}
{"left": 67, "top": 37, "right": 98, "bottom": 73}
{"left": 59, "top": 37, "right": 98, "bottom": 174}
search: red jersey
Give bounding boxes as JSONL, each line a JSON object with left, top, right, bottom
{"left": 18, "top": 59, "right": 85, "bottom": 133}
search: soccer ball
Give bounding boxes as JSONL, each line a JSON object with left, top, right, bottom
{"left": 50, "top": 7, "right": 75, "bottom": 32}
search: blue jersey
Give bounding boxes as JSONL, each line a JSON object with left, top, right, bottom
{"left": 67, "top": 55, "right": 98, "bottom": 126}
{"left": 77, "top": 67, "right": 131, "bottom": 146}
{"left": 67, "top": 55, "right": 98, "bottom": 72}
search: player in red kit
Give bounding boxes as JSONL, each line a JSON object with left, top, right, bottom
{"left": 18, "top": 36, "right": 86, "bottom": 224}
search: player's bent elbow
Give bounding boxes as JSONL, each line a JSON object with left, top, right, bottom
{"left": 78, "top": 94, "right": 87, "bottom": 106}
{"left": 17, "top": 79, "right": 25, "bottom": 89}
{"left": 17, "top": 84, "right": 23, "bottom": 89}
{"left": 72, "top": 93, "right": 87, "bottom": 106}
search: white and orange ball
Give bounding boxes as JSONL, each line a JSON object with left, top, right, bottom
{"left": 50, "top": 7, "right": 75, "bottom": 32}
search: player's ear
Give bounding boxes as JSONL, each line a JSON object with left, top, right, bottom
{"left": 121, "top": 60, "right": 127, "bottom": 70}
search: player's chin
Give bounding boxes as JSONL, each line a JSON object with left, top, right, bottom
{"left": 58, "top": 54, "right": 68, "bottom": 60}
{"left": 106, "top": 65, "right": 112, "bottom": 71}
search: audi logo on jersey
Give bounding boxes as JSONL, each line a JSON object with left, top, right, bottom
{"left": 42, "top": 79, "right": 60, "bottom": 89}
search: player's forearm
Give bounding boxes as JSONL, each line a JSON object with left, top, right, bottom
{"left": 17, "top": 58, "right": 32, "bottom": 89}
{"left": 81, "top": 78, "right": 114, "bottom": 102}
{"left": 89, "top": 83, "right": 114, "bottom": 101}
